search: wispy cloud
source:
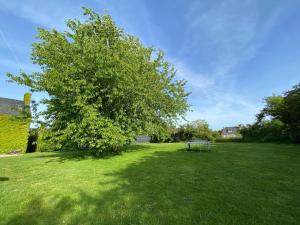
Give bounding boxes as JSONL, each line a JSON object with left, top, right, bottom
{"left": 174, "top": 0, "right": 286, "bottom": 128}
{"left": 188, "top": 89, "right": 260, "bottom": 128}
{"left": 0, "top": 0, "right": 83, "bottom": 30}
{"left": 0, "top": 58, "right": 38, "bottom": 73}
{"left": 0, "top": 0, "right": 292, "bottom": 129}
{"left": 184, "top": 0, "right": 283, "bottom": 78}
{"left": 95, "top": 0, "right": 159, "bottom": 47}
{"left": 171, "top": 59, "right": 214, "bottom": 89}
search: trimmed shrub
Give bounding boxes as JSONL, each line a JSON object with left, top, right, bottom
{"left": 0, "top": 114, "right": 30, "bottom": 153}
{"left": 23, "top": 93, "right": 31, "bottom": 106}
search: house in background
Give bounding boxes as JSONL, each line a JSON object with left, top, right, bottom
{"left": 0, "top": 97, "right": 25, "bottom": 115}
{"left": 221, "top": 126, "right": 240, "bottom": 138}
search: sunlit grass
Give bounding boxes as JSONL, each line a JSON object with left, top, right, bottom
{"left": 0, "top": 143, "right": 299, "bottom": 225}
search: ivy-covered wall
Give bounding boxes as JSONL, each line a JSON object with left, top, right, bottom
{"left": 0, "top": 114, "right": 30, "bottom": 154}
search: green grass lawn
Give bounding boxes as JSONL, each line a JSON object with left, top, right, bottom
{"left": 0, "top": 143, "right": 299, "bottom": 225}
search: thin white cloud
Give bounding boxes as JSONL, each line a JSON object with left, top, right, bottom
{"left": 189, "top": 95, "right": 259, "bottom": 129}
{"left": 175, "top": 0, "right": 286, "bottom": 128}
{"left": 171, "top": 59, "right": 214, "bottom": 89}
{"left": 0, "top": 0, "right": 83, "bottom": 30}
{"left": 0, "top": 0, "right": 289, "bottom": 129}
{"left": 0, "top": 58, "right": 38, "bottom": 73}
{"left": 94, "top": 0, "right": 159, "bottom": 47}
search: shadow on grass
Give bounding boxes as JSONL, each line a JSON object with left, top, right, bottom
{"left": 7, "top": 150, "right": 206, "bottom": 225}
{"left": 33, "top": 144, "right": 153, "bottom": 163}
{"left": 0, "top": 177, "right": 9, "bottom": 181}
{"left": 178, "top": 147, "right": 213, "bottom": 153}
{"left": 6, "top": 147, "right": 299, "bottom": 225}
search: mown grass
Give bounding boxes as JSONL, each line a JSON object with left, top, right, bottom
{"left": 0, "top": 143, "right": 299, "bottom": 225}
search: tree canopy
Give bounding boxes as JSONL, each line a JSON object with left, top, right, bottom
{"left": 7, "top": 8, "right": 190, "bottom": 153}
{"left": 240, "top": 83, "right": 300, "bottom": 143}
{"left": 171, "top": 119, "right": 215, "bottom": 142}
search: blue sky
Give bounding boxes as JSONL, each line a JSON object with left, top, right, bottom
{"left": 0, "top": 0, "right": 299, "bottom": 130}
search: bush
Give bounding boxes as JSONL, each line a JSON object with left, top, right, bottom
{"left": 36, "top": 126, "right": 58, "bottom": 152}
{"left": 172, "top": 120, "right": 214, "bottom": 142}
{"left": 0, "top": 114, "right": 30, "bottom": 153}
{"left": 240, "top": 119, "right": 289, "bottom": 143}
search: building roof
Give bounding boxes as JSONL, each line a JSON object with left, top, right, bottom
{"left": 221, "top": 126, "right": 239, "bottom": 134}
{"left": 0, "top": 97, "right": 24, "bottom": 115}
{"left": 222, "top": 126, "right": 239, "bottom": 130}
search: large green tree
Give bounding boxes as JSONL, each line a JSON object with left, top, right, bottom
{"left": 240, "top": 82, "right": 300, "bottom": 143}
{"left": 281, "top": 83, "right": 300, "bottom": 142}
{"left": 8, "top": 8, "right": 190, "bottom": 153}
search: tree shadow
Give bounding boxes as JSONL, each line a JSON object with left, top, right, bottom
{"left": 5, "top": 148, "right": 298, "bottom": 225}
{"left": 0, "top": 177, "right": 9, "bottom": 181}
{"left": 6, "top": 195, "right": 75, "bottom": 225}
{"left": 33, "top": 144, "right": 153, "bottom": 163}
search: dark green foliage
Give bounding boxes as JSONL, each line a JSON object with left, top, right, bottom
{"left": 215, "top": 137, "right": 243, "bottom": 143}
{"left": 35, "top": 126, "right": 57, "bottom": 152}
{"left": 7, "top": 8, "right": 189, "bottom": 153}
{"left": 240, "top": 119, "right": 289, "bottom": 142}
{"left": 241, "top": 83, "right": 300, "bottom": 143}
{"left": 150, "top": 119, "right": 215, "bottom": 143}
{"left": 26, "top": 129, "right": 38, "bottom": 153}
{"left": 172, "top": 120, "right": 214, "bottom": 141}
{"left": 0, "top": 114, "right": 30, "bottom": 153}
{"left": 281, "top": 83, "right": 300, "bottom": 142}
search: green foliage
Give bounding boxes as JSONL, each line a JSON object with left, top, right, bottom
{"left": 241, "top": 82, "right": 300, "bottom": 143}
{"left": 150, "top": 123, "right": 177, "bottom": 143}
{"left": 0, "top": 114, "right": 30, "bottom": 153}
{"left": 281, "top": 83, "right": 300, "bottom": 142}
{"left": 35, "top": 126, "right": 51, "bottom": 152}
{"left": 215, "top": 137, "right": 243, "bottom": 143}
{"left": 172, "top": 119, "right": 214, "bottom": 141}
{"left": 241, "top": 119, "right": 289, "bottom": 142}
{"left": 23, "top": 92, "right": 31, "bottom": 106}
{"left": 7, "top": 8, "right": 189, "bottom": 153}
{"left": 190, "top": 119, "right": 214, "bottom": 140}
{"left": 20, "top": 92, "right": 32, "bottom": 118}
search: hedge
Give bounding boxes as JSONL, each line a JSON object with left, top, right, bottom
{"left": 36, "top": 127, "right": 53, "bottom": 152}
{"left": 0, "top": 114, "right": 30, "bottom": 154}
{"left": 215, "top": 137, "right": 243, "bottom": 143}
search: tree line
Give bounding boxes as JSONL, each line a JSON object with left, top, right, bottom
{"left": 150, "top": 119, "right": 219, "bottom": 143}
{"left": 240, "top": 83, "right": 300, "bottom": 143}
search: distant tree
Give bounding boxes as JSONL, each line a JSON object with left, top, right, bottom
{"left": 281, "top": 83, "right": 300, "bottom": 142}
{"left": 171, "top": 119, "right": 214, "bottom": 142}
{"left": 7, "top": 8, "right": 190, "bottom": 153}
{"left": 240, "top": 83, "right": 300, "bottom": 143}
{"left": 256, "top": 95, "right": 284, "bottom": 123}
{"left": 240, "top": 119, "right": 288, "bottom": 142}
{"left": 190, "top": 119, "right": 213, "bottom": 140}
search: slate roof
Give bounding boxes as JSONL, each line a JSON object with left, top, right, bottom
{"left": 221, "top": 126, "right": 239, "bottom": 135}
{"left": 0, "top": 97, "right": 24, "bottom": 115}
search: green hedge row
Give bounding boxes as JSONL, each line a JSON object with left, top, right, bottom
{"left": 0, "top": 114, "right": 30, "bottom": 154}
{"left": 215, "top": 137, "right": 243, "bottom": 143}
